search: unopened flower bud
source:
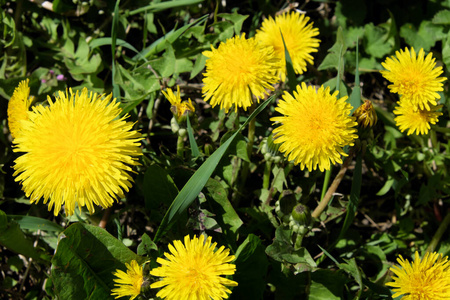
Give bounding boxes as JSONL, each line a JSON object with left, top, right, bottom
{"left": 291, "top": 204, "right": 311, "bottom": 226}
{"left": 353, "top": 100, "right": 377, "bottom": 129}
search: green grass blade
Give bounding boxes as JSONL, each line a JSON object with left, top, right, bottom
{"left": 128, "top": 0, "right": 204, "bottom": 16}
{"left": 186, "top": 114, "right": 200, "bottom": 158}
{"left": 280, "top": 31, "right": 297, "bottom": 93}
{"left": 349, "top": 39, "right": 361, "bottom": 114}
{"left": 136, "top": 14, "right": 208, "bottom": 60}
{"left": 154, "top": 95, "right": 276, "bottom": 242}
{"left": 90, "top": 38, "right": 147, "bottom": 62}
{"left": 111, "top": 0, "right": 120, "bottom": 99}
{"left": 337, "top": 151, "right": 362, "bottom": 241}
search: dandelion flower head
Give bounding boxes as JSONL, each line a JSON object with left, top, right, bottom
{"left": 381, "top": 47, "right": 446, "bottom": 110}
{"left": 162, "top": 86, "right": 195, "bottom": 119}
{"left": 202, "top": 33, "right": 280, "bottom": 113}
{"left": 150, "top": 235, "right": 238, "bottom": 300}
{"left": 7, "top": 79, "right": 33, "bottom": 139}
{"left": 386, "top": 251, "right": 450, "bottom": 300}
{"left": 111, "top": 260, "right": 144, "bottom": 300}
{"left": 13, "top": 88, "right": 143, "bottom": 216}
{"left": 271, "top": 83, "right": 358, "bottom": 172}
{"left": 394, "top": 99, "right": 442, "bottom": 135}
{"left": 255, "top": 11, "right": 320, "bottom": 82}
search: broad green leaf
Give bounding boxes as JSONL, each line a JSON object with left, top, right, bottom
{"left": 318, "top": 27, "right": 346, "bottom": 72}
{"left": 0, "top": 210, "right": 50, "bottom": 262}
{"left": 432, "top": 9, "right": 450, "bottom": 25}
{"left": 153, "top": 95, "right": 276, "bottom": 242}
{"left": 309, "top": 270, "right": 347, "bottom": 300}
{"left": 8, "top": 215, "right": 64, "bottom": 233}
{"left": 230, "top": 235, "right": 268, "bottom": 300}
{"left": 266, "top": 227, "right": 317, "bottom": 267}
{"left": 218, "top": 12, "right": 249, "bottom": 35}
{"left": 363, "top": 23, "right": 393, "bottom": 58}
{"left": 400, "top": 21, "right": 445, "bottom": 52}
{"left": 51, "top": 223, "right": 144, "bottom": 300}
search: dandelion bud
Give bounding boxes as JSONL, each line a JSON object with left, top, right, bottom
{"left": 353, "top": 100, "right": 377, "bottom": 129}
{"left": 291, "top": 204, "right": 311, "bottom": 226}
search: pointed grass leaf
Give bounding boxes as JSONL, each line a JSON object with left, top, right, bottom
{"left": 136, "top": 14, "right": 209, "bottom": 60}
{"left": 280, "top": 31, "right": 297, "bottom": 93}
{"left": 187, "top": 114, "right": 200, "bottom": 158}
{"left": 336, "top": 152, "right": 362, "bottom": 243}
{"left": 51, "top": 223, "right": 144, "bottom": 300}
{"left": 349, "top": 40, "right": 361, "bottom": 114}
{"left": 128, "top": 0, "right": 204, "bottom": 15}
{"left": 111, "top": 0, "right": 120, "bottom": 99}
{"left": 154, "top": 95, "right": 276, "bottom": 242}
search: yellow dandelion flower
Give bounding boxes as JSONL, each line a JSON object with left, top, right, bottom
{"left": 12, "top": 88, "right": 143, "bottom": 216}
{"left": 393, "top": 99, "right": 442, "bottom": 135}
{"left": 202, "top": 33, "right": 280, "bottom": 113}
{"left": 150, "top": 235, "right": 238, "bottom": 300}
{"left": 381, "top": 47, "right": 447, "bottom": 111}
{"left": 386, "top": 251, "right": 450, "bottom": 299}
{"left": 7, "top": 79, "right": 33, "bottom": 139}
{"left": 111, "top": 260, "right": 145, "bottom": 300}
{"left": 255, "top": 11, "right": 320, "bottom": 82}
{"left": 162, "top": 86, "right": 195, "bottom": 119}
{"left": 271, "top": 83, "right": 358, "bottom": 172}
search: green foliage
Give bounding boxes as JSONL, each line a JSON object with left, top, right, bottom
{"left": 2, "top": 0, "right": 450, "bottom": 299}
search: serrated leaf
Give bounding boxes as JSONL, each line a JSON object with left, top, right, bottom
{"left": 433, "top": 10, "right": 450, "bottom": 24}
{"left": 205, "top": 178, "right": 243, "bottom": 233}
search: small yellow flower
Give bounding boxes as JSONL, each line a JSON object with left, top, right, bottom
{"left": 394, "top": 99, "right": 442, "bottom": 135}
{"left": 255, "top": 11, "right": 320, "bottom": 82}
{"left": 162, "top": 86, "right": 195, "bottom": 119}
{"left": 386, "top": 251, "right": 450, "bottom": 299}
{"left": 271, "top": 83, "right": 358, "bottom": 172}
{"left": 7, "top": 79, "right": 33, "bottom": 139}
{"left": 111, "top": 260, "right": 144, "bottom": 300}
{"left": 202, "top": 33, "right": 280, "bottom": 112}
{"left": 13, "top": 88, "right": 143, "bottom": 216}
{"left": 381, "top": 47, "right": 447, "bottom": 111}
{"left": 150, "top": 235, "right": 238, "bottom": 300}
{"left": 352, "top": 100, "right": 378, "bottom": 129}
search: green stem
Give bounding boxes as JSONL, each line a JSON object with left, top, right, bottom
{"left": 320, "top": 169, "right": 332, "bottom": 201}
{"left": 263, "top": 160, "right": 272, "bottom": 190}
{"left": 426, "top": 210, "right": 450, "bottom": 253}
{"left": 177, "top": 135, "right": 184, "bottom": 158}
{"left": 432, "top": 126, "right": 450, "bottom": 134}
{"left": 240, "top": 117, "right": 256, "bottom": 185}
{"left": 312, "top": 149, "right": 354, "bottom": 219}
